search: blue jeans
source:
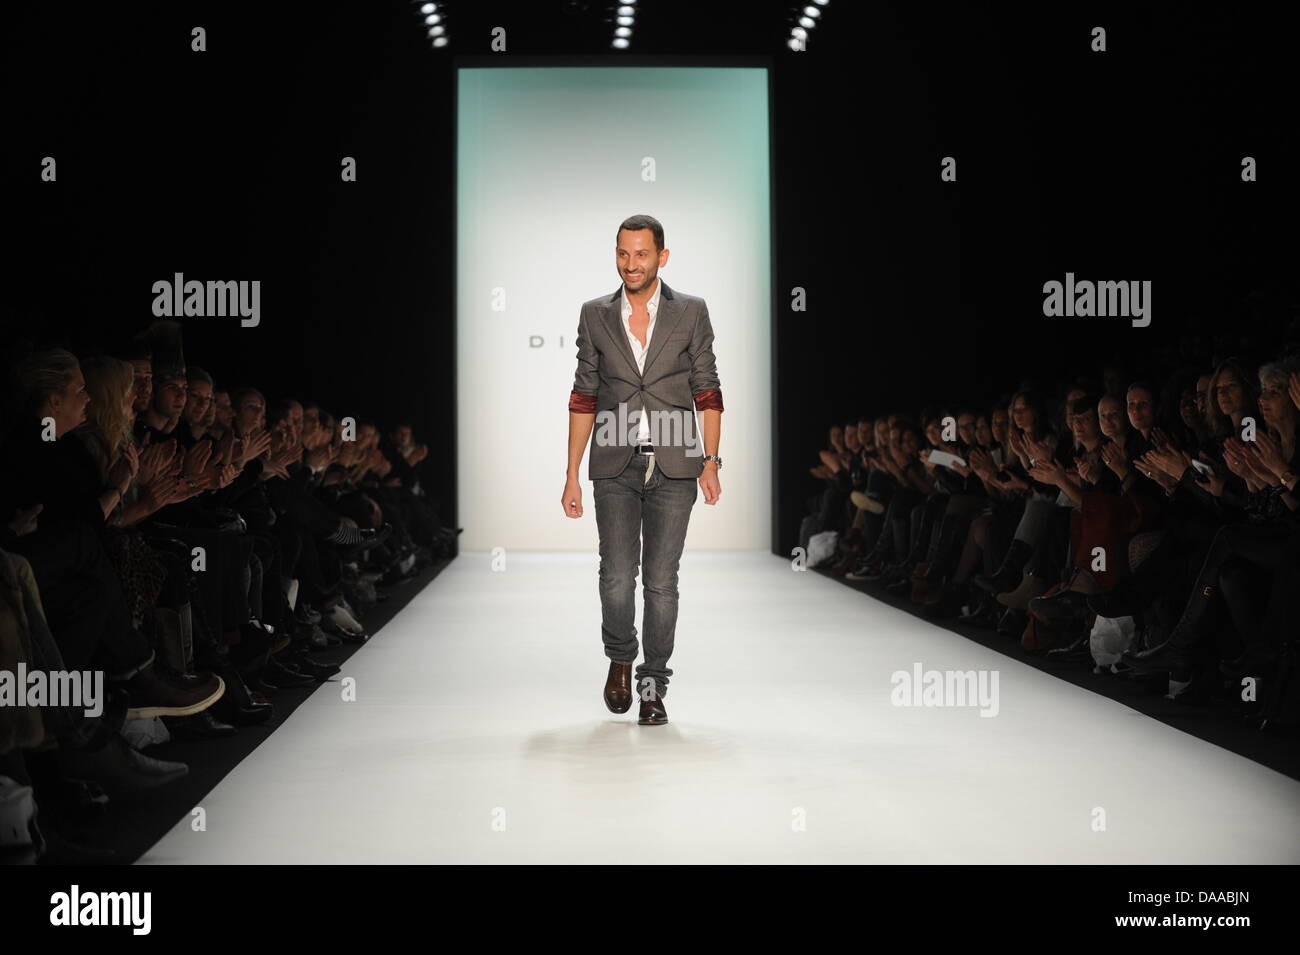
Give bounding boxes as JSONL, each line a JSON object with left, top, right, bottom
{"left": 592, "top": 451, "right": 697, "bottom": 701}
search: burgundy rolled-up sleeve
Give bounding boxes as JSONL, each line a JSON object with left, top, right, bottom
{"left": 687, "top": 302, "right": 723, "bottom": 412}
{"left": 568, "top": 390, "right": 596, "bottom": 413}
{"left": 692, "top": 389, "right": 724, "bottom": 412}
{"left": 569, "top": 305, "right": 599, "bottom": 413}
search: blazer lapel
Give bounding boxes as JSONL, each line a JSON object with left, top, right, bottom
{"left": 643, "top": 281, "right": 683, "bottom": 375}
{"left": 601, "top": 291, "right": 639, "bottom": 376}
{"left": 601, "top": 279, "right": 684, "bottom": 380}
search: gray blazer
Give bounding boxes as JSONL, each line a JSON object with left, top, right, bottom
{"left": 569, "top": 280, "right": 723, "bottom": 480}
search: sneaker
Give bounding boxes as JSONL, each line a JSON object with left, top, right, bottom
{"left": 58, "top": 733, "right": 189, "bottom": 793}
{"left": 121, "top": 664, "right": 225, "bottom": 720}
{"left": 324, "top": 602, "right": 367, "bottom": 640}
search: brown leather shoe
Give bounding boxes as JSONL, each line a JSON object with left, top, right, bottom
{"left": 637, "top": 694, "right": 668, "bottom": 726}
{"left": 603, "top": 661, "right": 633, "bottom": 713}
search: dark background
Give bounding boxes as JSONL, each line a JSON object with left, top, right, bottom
{"left": 7, "top": 1, "right": 1297, "bottom": 554}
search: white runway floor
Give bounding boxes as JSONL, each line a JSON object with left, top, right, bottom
{"left": 139, "top": 551, "right": 1300, "bottom": 864}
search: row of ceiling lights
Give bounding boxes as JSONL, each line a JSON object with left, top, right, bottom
{"left": 410, "top": 1, "right": 832, "bottom": 52}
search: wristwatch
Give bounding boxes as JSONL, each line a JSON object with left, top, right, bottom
{"left": 703, "top": 455, "right": 722, "bottom": 469}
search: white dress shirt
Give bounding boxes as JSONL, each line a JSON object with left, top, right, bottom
{"left": 620, "top": 276, "right": 661, "bottom": 445}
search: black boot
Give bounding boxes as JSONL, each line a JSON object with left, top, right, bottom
{"left": 1123, "top": 583, "right": 1217, "bottom": 674}
{"left": 1085, "top": 542, "right": 1178, "bottom": 617}
{"left": 920, "top": 516, "right": 964, "bottom": 583}
{"left": 1029, "top": 588, "right": 1093, "bottom": 625}
{"left": 974, "top": 539, "right": 1033, "bottom": 594}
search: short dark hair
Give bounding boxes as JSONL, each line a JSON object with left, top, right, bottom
{"left": 617, "top": 214, "right": 664, "bottom": 253}
{"left": 231, "top": 387, "right": 264, "bottom": 410}
{"left": 187, "top": 365, "right": 214, "bottom": 387}
{"left": 1126, "top": 379, "right": 1156, "bottom": 400}
{"left": 1070, "top": 394, "right": 1101, "bottom": 417}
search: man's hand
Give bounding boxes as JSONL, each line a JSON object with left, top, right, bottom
{"left": 561, "top": 477, "right": 583, "bottom": 518}
{"left": 700, "top": 463, "right": 721, "bottom": 505}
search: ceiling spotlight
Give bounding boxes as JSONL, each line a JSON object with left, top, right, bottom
{"left": 803, "top": 5, "right": 821, "bottom": 16}
{"left": 617, "top": 4, "right": 635, "bottom": 13}
{"left": 420, "top": 2, "right": 436, "bottom": 12}
{"left": 432, "top": 36, "right": 447, "bottom": 47}
{"left": 798, "top": 15, "right": 814, "bottom": 28}
{"left": 429, "top": 24, "right": 444, "bottom": 35}
{"left": 617, "top": 15, "right": 634, "bottom": 25}
{"left": 612, "top": 36, "right": 630, "bottom": 48}
{"left": 425, "top": 13, "right": 440, "bottom": 25}
{"left": 614, "top": 26, "right": 631, "bottom": 37}
{"left": 791, "top": 26, "right": 807, "bottom": 39}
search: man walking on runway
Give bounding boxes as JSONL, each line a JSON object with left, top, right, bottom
{"left": 561, "top": 215, "right": 724, "bottom": 726}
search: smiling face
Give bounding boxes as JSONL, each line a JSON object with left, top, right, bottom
{"left": 214, "top": 390, "right": 233, "bottom": 428}
{"left": 185, "top": 379, "right": 213, "bottom": 427}
{"left": 1126, "top": 386, "right": 1155, "bottom": 433}
{"left": 990, "top": 407, "right": 1009, "bottom": 444}
{"left": 1098, "top": 395, "right": 1127, "bottom": 440}
{"left": 1212, "top": 369, "right": 1244, "bottom": 418}
{"left": 1258, "top": 378, "right": 1292, "bottom": 429}
{"left": 844, "top": 421, "right": 860, "bottom": 451}
{"left": 235, "top": 392, "right": 265, "bottom": 437}
{"left": 302, "top": 407, "right": 322, "bottom": 447}
{"left": 1011, "top": 396, "right": 1037, "bottom": 437}
{"left": 287, "top": 401, "right": 304, "bottom": 442}
{"left": 1063, "top": 389, "right": 1085, "bottom": 429}
{"left": 616, "top": 228, "right": 668, "bottom": 295}
{"left": 957, "top": 413, "right": 976, "bottom": 446}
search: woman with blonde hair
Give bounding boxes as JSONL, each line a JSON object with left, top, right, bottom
{"left": 75, "top": 355, "right": 136, "bottom": 489}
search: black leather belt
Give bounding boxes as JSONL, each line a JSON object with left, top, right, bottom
{"left": 635, "top": 445, "right": 655, "bottom": 454}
